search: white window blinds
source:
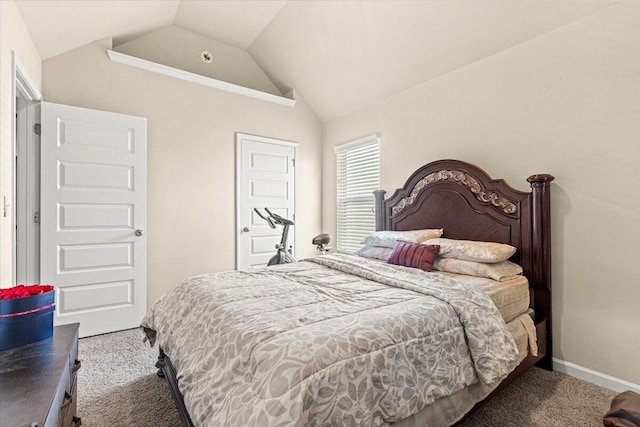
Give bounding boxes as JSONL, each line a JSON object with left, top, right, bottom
{"left": 335, "top": 135, "right": 380, "bottom": 254}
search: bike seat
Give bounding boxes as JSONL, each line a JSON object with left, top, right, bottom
{"left": 312, "top": 234, "right": 331, "bottom": 245}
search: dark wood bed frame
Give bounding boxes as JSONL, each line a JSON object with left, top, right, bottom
{"left": 156, "top": 159, "right": 554, "bottom": 427}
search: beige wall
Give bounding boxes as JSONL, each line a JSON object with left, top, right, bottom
{"left": 323, "top": 3, "right": 640, "bottom": 385}
{"left": 0, "top": 0, "right": 42, "bottom": 286}
{"left": 115, "top": 25, "right": 282, "bottom": 95}
{"left": 42, "top": 38, "right": 322, "bottom": 307}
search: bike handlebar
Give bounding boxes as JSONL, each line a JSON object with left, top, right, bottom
{"left": 255, "top": 207, "right": 294, "bottom": 226}
{"left": 253, "top": 208, "right": 276, "bottom": 229}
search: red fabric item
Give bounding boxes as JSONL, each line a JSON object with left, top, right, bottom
{"left": 0, "top": 285, "right": 54, "bottom": 300}
{"left": 387, "top": 242, "right": 440, "bottom": 272}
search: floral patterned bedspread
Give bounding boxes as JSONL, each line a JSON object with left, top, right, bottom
{"left": 141, "top": 254, "right": 521, "bottom": 427}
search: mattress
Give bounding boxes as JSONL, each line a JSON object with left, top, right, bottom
{"left": 435, "top": 273, "right": 530, "bottom": 323}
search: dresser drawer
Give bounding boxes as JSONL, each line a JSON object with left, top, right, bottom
{"left": 59, "top": 375, "right": 79, "bottom": 427}
{"left": 69, "top": 327, "right": 80, "bottom": 384}
{"left": 65, "top": 327, "right": 82, "bottom": 427}
{"left": 54, "top": 344, "right": 81, "bottom": 427}
{"left": 47, "top": 368, "right": 70, "bottom": 427}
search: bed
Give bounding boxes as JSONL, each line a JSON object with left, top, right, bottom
{"left": 143, "top": 159, "right": 554, "bottom": 427}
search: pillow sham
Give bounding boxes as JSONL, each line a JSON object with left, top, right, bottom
{"left": 362, "top": 228, "right": 443, "bottom": 248}
{"left": 433, "top": 258, "right": 523, "bottom": 282}
{"left": 423, "top": 238, "right": 516, "bottom": 263}
{"left": 356, "top": 245, "right": 393, "bottom": 261}
{"left": 387, "top": 241, "right": 440, "bottom": 272}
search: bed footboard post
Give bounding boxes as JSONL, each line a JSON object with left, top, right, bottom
{"left": 156, "top": 348, "right": 166, "bottom": 378}
{"left": 527, "top": 173, "right": 554, "bottom": 370}
{"left": 374, "top": 190, "right": 387, "bottom": 231}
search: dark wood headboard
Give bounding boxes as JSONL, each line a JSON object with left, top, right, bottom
{"left": 374, "top": 159, "right": 554, "bottom": 367}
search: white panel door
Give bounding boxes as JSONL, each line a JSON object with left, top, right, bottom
{"left": 40, "top": 102, "right": 147, "bottom": 337}
{"left": 237, "top": 134, "right": 296, "bottom": 269}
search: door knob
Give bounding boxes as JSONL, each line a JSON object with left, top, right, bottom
{"left": 242, "top": 227, "right": 250, "bottom": 232}
{"left": 135, "top": 229, "right": 143, "bottom": 236}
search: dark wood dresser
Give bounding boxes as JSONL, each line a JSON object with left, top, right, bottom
{"left": 0, "top": 323, "right": 81, "bottom": 427}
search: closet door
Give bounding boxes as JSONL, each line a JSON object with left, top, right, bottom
{"left": 236, "top": 133, "right": 297, "bottom": 269}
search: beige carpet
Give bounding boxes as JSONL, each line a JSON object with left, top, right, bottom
{"left": 78, "top": 329, "right": 616, "bottom": 426}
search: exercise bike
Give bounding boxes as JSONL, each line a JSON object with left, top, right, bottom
{"left": 253, "top": 207, "right": 297, "bottom": 266}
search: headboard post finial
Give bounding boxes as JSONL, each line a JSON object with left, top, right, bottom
{"left": 373, "top": 190, "right": 387, "bottom": 231}
{"left": 527, "top": 174, "right": 555, "bottom": 185}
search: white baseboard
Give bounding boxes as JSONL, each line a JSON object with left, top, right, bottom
{"left": 553, "top": 358, "right": 640, "bottom": 394}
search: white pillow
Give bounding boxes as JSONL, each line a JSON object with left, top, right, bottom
{"left": 356, "top": 245, "right": 393, "bottom": 261}
{"left": 433, "top": 258, "right": 523, "bottom": 281}
{"left": 362, "top": 229, "right": 443, "bottom": 248}
{"left": 423, "top": 238, "right": 516, "bottom": 263}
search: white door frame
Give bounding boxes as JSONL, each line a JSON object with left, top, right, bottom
{"left": 10, "top": 52, "right": 42, "bottom": 285}
{"left": 235, "top": 133, "right": 298, "bottom": 269}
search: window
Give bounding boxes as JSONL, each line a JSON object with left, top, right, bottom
{"left": 335, "top": 135, "right": 380, "bottom": 253}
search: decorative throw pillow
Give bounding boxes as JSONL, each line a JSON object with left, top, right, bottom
{"left": 423, "top": 238, "right": 516, "bottom": 263}
{"left": 387, "top": 242, "right": 440, "bottom": 272}
{"left": 433, "top": 258, "right": 523, "bottom": 281}
{"left": 362, "top": 229, "right": 443, "bottom": 248}
{"left": 356, "top": 245, "right": 393, "bottom": 261}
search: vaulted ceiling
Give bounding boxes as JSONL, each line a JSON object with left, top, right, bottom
{"left": 15, "top": 0, "right": 613, "bottom": 122}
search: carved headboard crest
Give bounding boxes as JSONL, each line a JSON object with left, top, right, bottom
{"left": 391, "top": 169, "right": 518, "bottom": 216}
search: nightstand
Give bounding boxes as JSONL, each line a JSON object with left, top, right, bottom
{"left": 0, "top": 323, "right": 81, "bottom": 427}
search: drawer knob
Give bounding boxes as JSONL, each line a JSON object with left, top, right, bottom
{"left": 61, "top": 391, "right": 73, "bottom": 409}
{"left": 73, "top": 359, "right": 82, "bottom": 373}
{"left": 72, "top": 416, "right": 82, "bottom": 426}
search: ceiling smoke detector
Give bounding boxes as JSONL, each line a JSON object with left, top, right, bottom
{"left": 201, "top": 51, "right": 213, "bottom": 64}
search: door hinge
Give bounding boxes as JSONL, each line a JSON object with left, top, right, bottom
{"left": 292, "top": 158, "right": 296, "bottom": 167}
{"left": 33, "top": 211, "right": 40, "bottom": 224}
{"left": 33, "top": 123, "right": 41, "bottom": 135}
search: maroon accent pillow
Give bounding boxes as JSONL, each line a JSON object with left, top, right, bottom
{"left": 387, "top": 242, "right": 440, "bottom": 272}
